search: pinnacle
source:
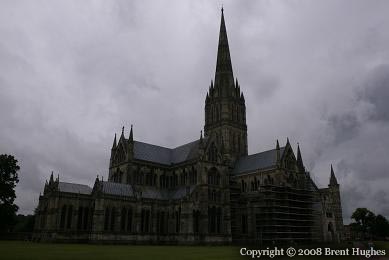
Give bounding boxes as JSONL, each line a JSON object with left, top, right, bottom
{"left": 330, "top": 164, "right": 339, "bottom": 186}
{"left": 129, "top": 124, "right": 133, "bottom": 141}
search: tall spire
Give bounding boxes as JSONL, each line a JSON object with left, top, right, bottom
{"left": 214, "top": 7, "right": 234, "bottom": 92}
{"left": 204, "top": 7, "right": 248, "bottom": 162}
{"left": 330, "top": 164, "right": 338, "bottom": 186}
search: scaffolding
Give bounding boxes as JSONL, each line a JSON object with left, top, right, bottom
{"left": 231, "top": 182, "right": 322, "bottom": 245}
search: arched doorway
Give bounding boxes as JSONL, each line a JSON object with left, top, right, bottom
{"left": 328, "top": 222, "right": 335, "bottom": 242}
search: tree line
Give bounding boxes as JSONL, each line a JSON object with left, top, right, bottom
{"left": 350, "top": 207, "right": 389, "bottom": 240}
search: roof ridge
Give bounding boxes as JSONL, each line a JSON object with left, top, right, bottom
{"left": 247, "top": 146, "right": 286, "bottom": 157}
{"left": 102, "top": 181, "right": 132, "bottom": 186}
{"left": 134, "top": 140, "right": 171, "bottom": 150}
{"left": 135, "top": 139, "right": 199, "bottom": 151}
{"left": 172, "top": 139, "right": 199, "bottom": 150}
{"left": 59, "top": 181, "right": 91, "bottom": 187}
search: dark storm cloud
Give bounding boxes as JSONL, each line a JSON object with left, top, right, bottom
{"left": 1, "top": 0, "right": 389, "bottom": 221}
{"left": 361, "top": 64, "right": 389, "bottom": 121}
{"left": 328, "top": 114, "right": 360, "bottom": 144}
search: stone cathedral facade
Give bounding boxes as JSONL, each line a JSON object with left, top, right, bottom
{"left": 34, "top": 10, "right": 344, "bottom": 244}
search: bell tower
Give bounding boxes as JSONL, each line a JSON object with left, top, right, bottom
{"left": 204, "top": 8, "right": 248, "bottom": 162}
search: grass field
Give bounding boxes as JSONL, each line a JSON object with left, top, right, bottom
{"left": 375, "top": 241, "right": 389, "bottom": 251}
{"left": 0, "top": 241, "right": 387, "bottom": 260}
{"left": 2, "top": 241, "right": 241, "bottom": 260}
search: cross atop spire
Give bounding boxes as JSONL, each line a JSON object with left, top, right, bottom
{"left": 214, "top": 7, "right": 234, "bottom": 92}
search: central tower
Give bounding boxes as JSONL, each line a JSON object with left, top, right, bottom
{"left": 204, "top": 9, "right": 248, "bottom": 163}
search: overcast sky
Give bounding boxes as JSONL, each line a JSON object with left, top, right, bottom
{"left": 1, "top": 0, "right": 389, "bottom": 222}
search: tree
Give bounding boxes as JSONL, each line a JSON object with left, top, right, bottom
{"left": 0, "top": 154, "right": 20, "bottom": 232}
{"left": 372, "top": 214, "right": 389, "bottom": 239}
{"left": 12, "top": 214, "right": 35, "bottom": 233}
{"left": 351, "top": 208, "right": 376, "bottom": 239}
{"left": 351, "top": 208, "right": 389, "bottom": 240}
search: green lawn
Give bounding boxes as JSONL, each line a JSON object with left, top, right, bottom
{"left": 374, "top": 241, "right": 389, "bottom": 251}
{"left": 1, "top": 241, "right": 242, "bottom": 260}
{"left": 1, "top": 241, "right": 386, "bottom": 260}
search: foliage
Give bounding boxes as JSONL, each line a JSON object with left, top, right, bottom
{"left": 372, "top": 214, "right": 389, "bottom": 239}
{"left": 12, "top": 214, "right": 35, "bottom": 233}
{"left": 351, "top": 208, "right": 389, "bottom": 239}
{"left": 0, "top": 154, "right": 20, "bottom": 233}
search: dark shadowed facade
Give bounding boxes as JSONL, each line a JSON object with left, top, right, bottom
{"left": 34, "top": 10, "right": 344, "bottom": 245}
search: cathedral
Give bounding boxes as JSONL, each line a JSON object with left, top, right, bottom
{"left": 34, "top": 9, "right": 344, "bottom": 245}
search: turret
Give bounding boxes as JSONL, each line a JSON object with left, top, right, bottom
{"left": 127, "top": 124, "right": 134, "bottom": 161}
{"left": 276, "top": 139, "right": 280, "bottom": 166}
{"left": 296, "top": 143, "right": 305, "bottom": 173}
{"left": 129, "top": 124, "right": 133, "bottom": 142}
{"left": 120, "top": 126, "right": 125, "bottom": 140}
{"left": 110, "top": 133, "right": 117, "bottom": 167}
{"left": 329, "top": 164, "right": 339, "bottom": 187}
{"left": 112, "top": 133, "right": 117, "bottom": 150}
{"left": 49, "top": 171, "right": 54, "bottom": 184}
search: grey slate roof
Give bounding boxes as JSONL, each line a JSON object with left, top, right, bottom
{"left": 133, "top": 139, "right": 200, "bottom": 165}
{"left": 100, "top": 181, "right": 195, "bottom": 200}
{"left": 101, "top": 181, "right": 134, "bottom": 196}
{"left": 232, "top": 147, "right": 285, "bottom": 175}
{"left": 139, "top": 185, "right": 195, "bottom": 200}
{"left": 58, "top": 182, "right": 92, "bottom": 195}
{"left": 169, "top": 186, "right": 195, "bottom": 200}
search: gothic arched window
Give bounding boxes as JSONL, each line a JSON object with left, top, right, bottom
{"left": 104, "top": 207, "right": 110, "bottom": 231}
{"left": 208, "top": 142, "right": 218, "bottom": 162}
{"left": 121, "top": 208, "right": 127, "bottom": 231}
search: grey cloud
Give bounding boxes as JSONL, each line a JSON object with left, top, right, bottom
{"left": 328, "top": 113, "right": 360, "bottom": 144}
{"left": 360, "top": 64, "right": 389, "bottom": 121}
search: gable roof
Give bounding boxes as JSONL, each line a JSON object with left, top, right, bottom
{"left": 58, "top": 182, "right": 92, "bottom": 195}
{"left": 99, "top": 181, "right": 195, "bottom": 200}
{"left": 133, "top": 139, "right": 200, "bottom": 165}
{"left": 232, "top": 147, "right": 285, "bottom": 175}
{"left": 101, "top": 181, "right": 134, "bottom": 196}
